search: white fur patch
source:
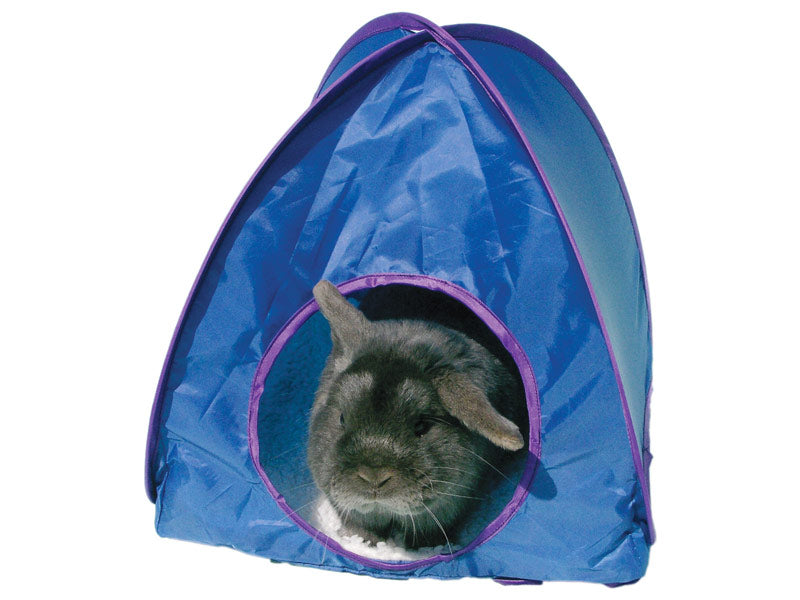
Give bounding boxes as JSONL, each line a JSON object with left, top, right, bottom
{"left": 308, "top": 495, "right": 456, "bottom": 561}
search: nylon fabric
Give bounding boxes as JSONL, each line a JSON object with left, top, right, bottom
{"left": 149, "top": 30, "right": 650, "bottom": 584}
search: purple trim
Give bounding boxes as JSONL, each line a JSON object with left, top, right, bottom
{"left": 316, "top": 18, "right": 653, "bottom": 343}
{"left": 446, "top": 22, "right": 653, "bottom": 350}
{"left": 642, "top": 383, "right": 653, "bottom": 528}
{"left": 445, "top": 26, "right": 656, "bottom": 538}
{"left": 644, "top": 383, "right": 653, "bottom": 452}
{"left": 314, "top": 14, "right": 525, "bottom": 136}
{"left": 145, "top": 27, "right": 440, "bottom": 502}
{"left": 313, "top": 13, "right": 421, "bottom": 99}
{"left": 606, "top": 578, "right": 641, "bottom": 588}
{"left": 248, "top": 273, "right": 541, "bottom": 572}
{"left": 493, "top": 577, "right": 543, "bottom": 586}
{"left": 440, "top": 22, "right": 656, "bottom": 544}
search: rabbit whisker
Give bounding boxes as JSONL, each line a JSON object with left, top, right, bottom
{"left": 429, "top": 489, "right": 486, "bottom": 501}
{"left": 279, "top": 480, "right": 319, "bottom": 494}
{"left": 428, "top": 478, "right": 476, "bottom": 491}
{"left": 431, "top": 466, "right": 474, "bottom": 476}
{"left": 267, "top": 442, "right": 305, "bottom": 460}
{"left": 276, "top": 498, "right": 319, "bottom": 524}
{"left": 408, "top": 467, "right": 437, "bottom": 491}
{"left": 409, "top": 467, "right": 434, "bottom": 480}
{"left": 310, "top": 518, "right": 330, "bottom": 564}
{"left": 421, "top": 500, "right": 453, "bottom": 555}
{"left": 409, "top": 510, "right": 417, "bottom": 546}
{"left": 321, "top": 531, "right": 329, "bottom": 563}
{"left": 455, "top": 444, "right": 513, "bottom": 483}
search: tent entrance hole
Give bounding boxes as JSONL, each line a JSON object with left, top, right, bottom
{"left": 248, "top": 274, "right": 540, "bottom": 567}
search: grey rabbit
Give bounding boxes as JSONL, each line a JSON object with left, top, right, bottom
{"left": 307, "top": 280, "right": 526, "bottom": 549}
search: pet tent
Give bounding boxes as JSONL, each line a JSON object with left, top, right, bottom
{"left": 145, "top": 13, "right": 654, "bottom": 585}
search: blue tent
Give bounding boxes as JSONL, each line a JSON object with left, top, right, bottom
{"left": 145, "top": 13, "right": 654, "bottom": 585}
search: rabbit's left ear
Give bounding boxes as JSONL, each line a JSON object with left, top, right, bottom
{"left": 313, "top": 280, "right": 372, "bottom": 355}
{"left": 435, "top": 372, "right": 524, "bottom": 451}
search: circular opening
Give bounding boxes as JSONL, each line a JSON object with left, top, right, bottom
{"left": 248, "top": 274, "right": 539, "bottom": 568}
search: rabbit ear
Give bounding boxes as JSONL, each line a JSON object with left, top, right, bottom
{"left": 435, "top": 371, "right": 524, "bottom": 451}
{"left": 313, "top": 280, "right": 372, "bottom": 354}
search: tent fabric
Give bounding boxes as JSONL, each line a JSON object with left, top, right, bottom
{"left": 145, "top": 13, "right": 654, "bottom": 585}
{"left": 313, "top": 15, "right": 653, "bottom": 518}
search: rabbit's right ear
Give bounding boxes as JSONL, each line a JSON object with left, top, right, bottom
{"left": 313, "top": 280, "right": 372, "bottom": 356}
{"left": 435, "top": 371, "right": 525, "bottom": 451}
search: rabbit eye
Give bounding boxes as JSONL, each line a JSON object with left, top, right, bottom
{"left": 339, "top": 412, "right": 345, "bottom": 427}
{"left": 414, "top": 418, "right": 433, "bottom": 437}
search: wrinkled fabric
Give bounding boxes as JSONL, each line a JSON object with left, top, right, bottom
{"left": 459, "top": 39, "right": 652, "bottom": 456}
{"left": 150, "top": 38, "right": 650, "bottom": 583}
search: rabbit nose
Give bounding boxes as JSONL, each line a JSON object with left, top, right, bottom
{"left": 356, "top": 466, "right": 394, "bottom": 488}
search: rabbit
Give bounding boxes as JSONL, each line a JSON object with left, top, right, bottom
{"left": 306, "top": 280, "right": 526, "bottom": 550}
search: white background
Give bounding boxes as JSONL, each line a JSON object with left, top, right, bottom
{"left": 2, "top": 1, "right": 798, "bottom": 597}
